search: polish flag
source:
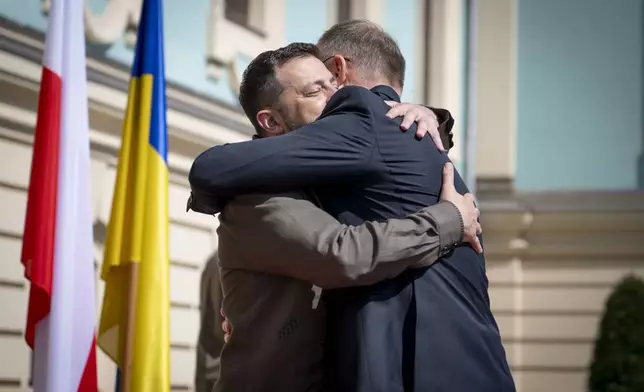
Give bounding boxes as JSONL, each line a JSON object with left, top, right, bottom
{"left": 20, "top": 0, "right": 98, "bottom": 390}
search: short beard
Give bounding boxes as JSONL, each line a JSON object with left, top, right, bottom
{"left": 275, "top": 106, "right": 299, "bottom": 132}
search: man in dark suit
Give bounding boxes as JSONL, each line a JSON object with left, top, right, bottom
{"left": 189, "top": 20, "right": 514, "bottom": 392}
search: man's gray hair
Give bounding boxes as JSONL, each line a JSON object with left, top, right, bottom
{"left": 317, "top": 20, "right": 406, "bottom": 89}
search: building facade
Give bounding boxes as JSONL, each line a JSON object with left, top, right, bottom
{"left": 0, "top": 0, "right": 642, "bottom": 391}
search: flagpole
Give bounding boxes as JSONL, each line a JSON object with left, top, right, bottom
{"left": 120, "top": 263, "right": 139, "bottom": 392}
{"left": 115, "top": 368, "right": 120, "bottom": 392}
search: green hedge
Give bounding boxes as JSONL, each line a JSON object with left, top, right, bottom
{"left": 588, "top": 275, "right": 644, "bottom": 392}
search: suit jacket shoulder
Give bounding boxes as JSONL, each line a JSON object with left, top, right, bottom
{"left": 318, "top": 85, "right": 379, "bottom": 123}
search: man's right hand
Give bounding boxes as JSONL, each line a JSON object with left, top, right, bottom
{"left": 440, "top": 162, "right": 483, "bottom": 254}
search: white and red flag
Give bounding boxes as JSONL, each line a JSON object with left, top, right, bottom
{"left": 20, "top": 0, "right": 98, "bottom": 390}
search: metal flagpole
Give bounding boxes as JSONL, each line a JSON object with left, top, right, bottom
{"left": 464, "top": 0, "right": 479, "bottom": 197}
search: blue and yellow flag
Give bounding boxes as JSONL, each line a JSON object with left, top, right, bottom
{"left": 98, "top": 0, "right": 169, "bottom": 390}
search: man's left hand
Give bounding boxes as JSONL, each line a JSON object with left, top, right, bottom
{"left": 221, "top": 308, "right": 232, "bottom": 343}
{"left": 384, "top": 101, "right": 446, "bottom": 152}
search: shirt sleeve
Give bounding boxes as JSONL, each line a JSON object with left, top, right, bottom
{"left": 216, "top": 193, "right": 464, "bottom": 289}
{"left": 197, "top": 253, "right": 225, "bottom": 358}
{"left": 188, "top": 86, "right": 382, "bottom": 215}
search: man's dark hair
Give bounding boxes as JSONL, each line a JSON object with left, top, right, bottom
{"left": 317, "top": 20, "right": 406, "bottom": 90}
{"left": 238, "top": 42, "right": 320, "bottom": 136}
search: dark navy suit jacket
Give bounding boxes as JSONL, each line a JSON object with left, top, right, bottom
{"left": 189, "top": 86, "right": 515, "bottom": 392}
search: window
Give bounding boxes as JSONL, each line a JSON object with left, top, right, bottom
{"left": 224, "top": 0, "right": 250, "bottom": 27}
{"left": 337, "top": 0, "right": 352, "bottom": 22}
{"left": 224, "top": 0, "right": 264, "bottom": 35}
{"left": 206, "top": 0, "right": 276, "bottom": 81}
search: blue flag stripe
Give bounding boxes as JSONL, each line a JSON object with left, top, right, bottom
{"left": 131, "top": 0, "right": 167, "bottom": 163}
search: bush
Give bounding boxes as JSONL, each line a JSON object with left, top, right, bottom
{"left": 589, "top": 275, "right": 644, "bottom": 392}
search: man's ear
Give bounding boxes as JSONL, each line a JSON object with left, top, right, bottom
{"left": 256, "top": 109, "right": 285, "bottom": 137}
{"left": 331, "top": 55, "right": 349, "bottom": 87}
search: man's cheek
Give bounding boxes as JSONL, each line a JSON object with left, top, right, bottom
{"left": 312, "top": 104, "right": 325, "bottom": 122}
{"left": 318, "top": 98, "right": 328, "bottom": 112}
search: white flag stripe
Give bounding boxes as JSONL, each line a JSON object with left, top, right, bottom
{"left": 32, "top": 317, "right": 52, "bottom": 391}
{"left": 33, "top": 0, "right": 97, "bottom": 390}
{"left": 31, "top": 0, "right": 66, "bottom": 389}
{"left": 42, "top": 0, "right": 64, "bottom": 75}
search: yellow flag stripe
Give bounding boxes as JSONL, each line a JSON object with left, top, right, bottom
{"left": 98, "top": 77, "right": 171, "bottom": 390}
{"left": 98, "top": 75, "right": 153, "bottom": 363}
{"left": 101, "top": 76, "right": 152, "bottom": 275}
{"left": 132, "top": 146, "right": 169, "bottom": 390}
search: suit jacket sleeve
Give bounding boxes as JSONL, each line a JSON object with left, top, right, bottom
{"left": 216, "top": 193, "right": 464, "bottom": 289}
{"left": 188, "top": 86, "right": 380, "bottom": 215}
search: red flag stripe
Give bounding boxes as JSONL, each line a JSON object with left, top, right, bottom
{"left": 77, "top": 336, "right": 98, "bottom": 392}
{"left": 21, "top": 66, "right": 62, "bottom": 348}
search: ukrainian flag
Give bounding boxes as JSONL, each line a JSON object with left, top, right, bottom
{"left": 97, "top": 0, "right": 169, "bottom": 390}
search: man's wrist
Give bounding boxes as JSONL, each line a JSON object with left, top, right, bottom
{"left": 433, "top": 201, "right": 464, "bottom": 256}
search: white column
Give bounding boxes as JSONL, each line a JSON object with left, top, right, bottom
{"left": 350, "top": 0, "right": 385, "bottom": 24}
{"left": 474, "top": 0, "right": 518, "bottom": 186}
{"left": 426, "top": 0, "right": 466, "bottom": 168}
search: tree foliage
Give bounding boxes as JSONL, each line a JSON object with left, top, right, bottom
{"left": 589, "top": 275, "right": 644, "bottom": 392}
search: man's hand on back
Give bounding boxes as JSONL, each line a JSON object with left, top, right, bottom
{"left": 440, "top": 163, "right": 483, "bottom": 254}
{"left": 384, "top": 101, "right": 446, "bottom": 152}
{"left": 379, "top": 100, "right": 481, "bottom": 252}
{"left": 221, "top": 309, "right": 232, "bottom": 343}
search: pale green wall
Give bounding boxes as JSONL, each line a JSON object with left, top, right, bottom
{"left": 517, "top": 0, "right": 643, "bottom": 191}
